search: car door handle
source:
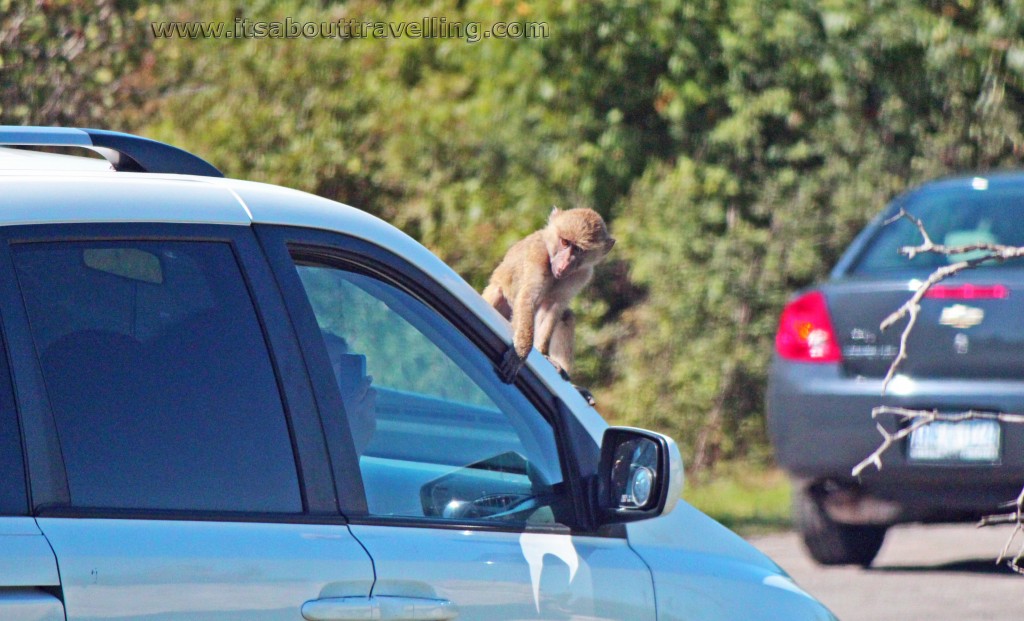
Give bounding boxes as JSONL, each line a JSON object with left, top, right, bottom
{"left": 302, "top": 595, "right": 459, "bottom": 621}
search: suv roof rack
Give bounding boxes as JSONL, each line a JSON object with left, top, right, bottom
{"left": 0, "top": 126, "right": 223, "bottom": 178}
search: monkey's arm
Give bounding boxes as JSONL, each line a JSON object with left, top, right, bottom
{"left": 498, "top": 283, "right": 542, "bottom": 383}
{"left": 512, "top": 284, "right": 541, "bottom": 359}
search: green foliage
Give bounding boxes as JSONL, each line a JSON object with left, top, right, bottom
{"left": 684, "top": 462, "right": 792, "bottom": 535}
{"left": 0, "top": 0, "right": 148, "bottom": 126}
{"left": 10, "top": 0, "right": 1024, "bottom": 471}
{"left": 606, "top": 0, "right": 1024, "bottom": 469}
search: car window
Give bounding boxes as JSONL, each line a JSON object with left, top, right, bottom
{"left": 292, "top": 256, "right": 569, "bottom": 526}
{"left": 13, "top": 241, "right": 302, "bottom": 513}
{"left": 853, "top": 186, "right": 1024, "bottom": 273}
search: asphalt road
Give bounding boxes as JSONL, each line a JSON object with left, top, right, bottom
{"left": 748, "top": 524, "right": 1023, "bottom": 620}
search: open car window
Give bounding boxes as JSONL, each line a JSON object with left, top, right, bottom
{"left": 292, "top": 256, "right": 570, "bottom": 526}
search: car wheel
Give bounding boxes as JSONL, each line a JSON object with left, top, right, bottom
{"left": 794, "top": 486, "right": 887, "bottom": 567}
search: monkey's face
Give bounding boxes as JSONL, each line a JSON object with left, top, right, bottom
{"left": 550, "top": 237, "right": 581, "bottom": 279}
{"left": 545, "top": 208, "right": 615, "bottom": 279}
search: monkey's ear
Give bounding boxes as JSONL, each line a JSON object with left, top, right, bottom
{"left": 549, "top": 206, "right": 561, "bottom": 220}
{"left": 604, "top": 237, "right": 616, "bottom": 253}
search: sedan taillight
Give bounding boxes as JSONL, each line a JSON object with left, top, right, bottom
{"left": 775, "top": 291, "right": 841, "bottom": 363}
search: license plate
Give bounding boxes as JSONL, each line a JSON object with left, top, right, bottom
{"left": 907, "top": 419, "right": 1001, "bottom": 463}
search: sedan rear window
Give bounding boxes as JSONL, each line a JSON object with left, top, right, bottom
{"left": 852, "top": 185, "right": 1024, "bottom": 274}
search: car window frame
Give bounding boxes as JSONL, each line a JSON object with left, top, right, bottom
{"left": 0, "top": 223, "right": 340, "bottom": 522}
{"left": 255, "top": 224, "right": 591, "bottom": 534}
{"left": 0, "top": 309, "right": 28, "bottom": 516}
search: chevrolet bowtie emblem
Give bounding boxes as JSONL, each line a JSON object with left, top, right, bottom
{"left": 939, "top": 304, "right": 984, "bottom": 329}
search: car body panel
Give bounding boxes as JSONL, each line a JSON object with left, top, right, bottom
{"left": 824, "top": 275, "right": 1024, "bottom": 380}
{"left": 349, "top": 524, "right": 656, "bottom": 620}
{"left": 36, "top": 518, "right": 374, "bottom": 621}
{"left": 626, "top": 503, "right": 836, "bottom": 620}
{"left": 0, "top": 590, "right": 64, "bottom": 621}
{"left": 0, "top": 518, "right": 64, "bottom": 621}
{"left": 0, "top": 518, "right": 60, "bottom": 586}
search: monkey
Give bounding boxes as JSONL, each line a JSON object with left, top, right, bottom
{"left": 482, "top": 207, "right": 615, "bottom": 386}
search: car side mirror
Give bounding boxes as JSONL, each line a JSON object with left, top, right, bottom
{"left": 597, "top": 427, "right": 683, "bottom": 524}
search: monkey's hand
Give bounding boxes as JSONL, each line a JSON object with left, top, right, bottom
{"left": 573, "top": 385, "right": 597, "bottom": 406}
{"left": 498, "top": 347, "right": 526, "bottom": 383}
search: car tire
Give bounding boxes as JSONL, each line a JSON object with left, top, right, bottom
{"left": 794, "top": 486, "right": 887, "bottom": 567}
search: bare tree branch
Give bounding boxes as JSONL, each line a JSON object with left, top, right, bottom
{"left": 991, "top": 486, "right": 1024, "bottom": 574}
{"left": 853, "top": 208, "right": 1024, "bottom": 572}
{"left": 852, "top": 407, "right": 1024, "bottom": 478}
{"left": 850, "top": 408, "right": 936, "bottom": 478}
{"left": 879, "top": 209, "right": 1024, "bottom": 393}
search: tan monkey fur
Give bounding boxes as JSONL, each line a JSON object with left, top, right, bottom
{"left": 483, "top": 207, "right": 615, "bottom": 383}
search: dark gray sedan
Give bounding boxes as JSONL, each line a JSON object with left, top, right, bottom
{"left": 768, "top": 173, "right": 1024, "bottom": 566}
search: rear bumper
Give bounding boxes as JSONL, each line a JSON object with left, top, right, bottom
{"left": 767, "top": 358, "right": 1024, "bottom": 522}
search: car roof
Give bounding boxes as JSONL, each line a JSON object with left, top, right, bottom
{"left": 0, "top": 144, "right": 438, "bottom": 270}
{"left": 902, "top": 170, "right": 1024, "bottom": 197}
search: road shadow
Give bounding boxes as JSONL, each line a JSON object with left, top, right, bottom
{"left": 869, "top": 558, "right": 1018, "bottom": 575}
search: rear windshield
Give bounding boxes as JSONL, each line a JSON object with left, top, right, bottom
{"left": 852, "top": 185, "right": 1024, "bottom": 274}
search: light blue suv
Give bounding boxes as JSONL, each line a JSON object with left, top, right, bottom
{"left": 0, "top": 127, "right": 835, "bottom": 621}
